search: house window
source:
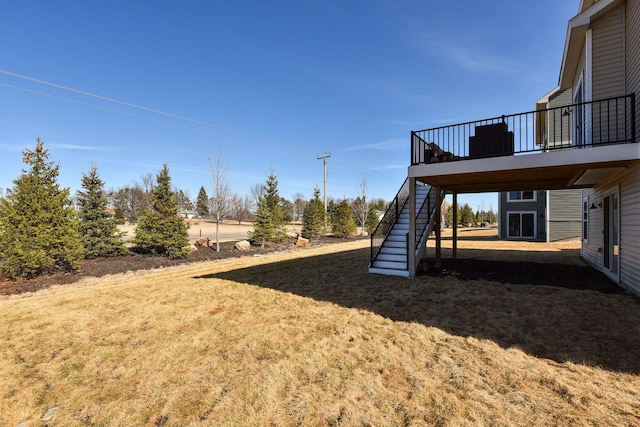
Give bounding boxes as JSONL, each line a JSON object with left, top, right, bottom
{"left": 582, "top": 198, "right": 588, "bottom": 241}
{"left": 508, "top": 191, "right": 536, "bottom": 202}
{"left": 508, "top": 212, "right": 536, "bottom": 238}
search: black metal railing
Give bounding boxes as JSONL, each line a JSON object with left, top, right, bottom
{"left": 370, "top": 178, "right": 409, "bottom": 264}
{"left": 414, "top": 184, "right": 437, "bottom": 251}
{"left": 411, "top": 94, "right": 636, "bottom": 165}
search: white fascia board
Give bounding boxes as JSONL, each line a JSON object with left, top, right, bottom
{"left": 558, "top": 0, "right": 618, "bottom": 88}
{"left": 537, "top": 86, "right": 561, "bottom": 108}
{"left": 408, "top": 144, "right": 640, "bottom": 179}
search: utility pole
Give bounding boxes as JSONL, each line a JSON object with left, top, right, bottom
{"left": 317, "top": 152, "right": 330, "bottom": 231}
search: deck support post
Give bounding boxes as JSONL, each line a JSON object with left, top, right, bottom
{"left": 408, "top": 177, "right": 417, "bottom": 277}
{"left": 435, "top": 186, "right": 442, "bottom": 268}
{"left": 452, "top": 192, "right": 458, "bottom": 258}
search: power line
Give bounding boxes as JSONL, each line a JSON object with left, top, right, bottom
{"left": 0, "top": 69, "right": 405, "bottom": 185}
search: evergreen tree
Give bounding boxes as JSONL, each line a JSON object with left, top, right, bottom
{"left": 0, "top": 138, "right": 83, "bottom": 278}
{"left": 332, "top": 199, "right": 357, "bottom": 237}
{"left": 113, "top": 206, "right": 125, "bottom": 224}
{"left": 131, "top": 164, "right": 190, "bottom": 257}
{"left": 301, "top": 187, "right": 325, "bottom": 239}
{"left": 248, "top": 170, "right": 287, "bottom": 243}
{"left": 196, "top": 186, "right": 209, "bottom": 218}
{"left": 77, "top": 164, "right": 127, "bottom": 258}
{"left": 249, "top": 196, "right": 274, "bottom": 247}
{"left": 365, "top": 204, "right": 380, "bottom": 234}
{"left": 459, "top": 203, "right": 475, "bottom": 226}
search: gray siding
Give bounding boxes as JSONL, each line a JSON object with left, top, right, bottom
{"left": 547, "top": 89, "right": 573, "bottom": 149}
{"left": 627, "top": 0, "right": 640, "bottom": 141}
{"left": 581, "top": 188, "right": 603, "bottom": 268}
{"left": 592, "top": 4, "right": 625, "bottom": 145}
{"left": 592, "top": 4, "right": 625, "bottom": 100}
{"left": 547, "top": 189, "right": 582, "bottom": 241}
{"left": 498, "top": 191, "right": 546, "bottom": 241}
{"left": 620, "top": 165, "right": 640, "bottom": 295}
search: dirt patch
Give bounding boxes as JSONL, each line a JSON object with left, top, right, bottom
{"left": 421, "top": 258, "right": 624, "bottom": 294}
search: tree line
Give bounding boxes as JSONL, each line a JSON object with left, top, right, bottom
{"left": 0, "top": 138, "right": 388, "bottom": 280}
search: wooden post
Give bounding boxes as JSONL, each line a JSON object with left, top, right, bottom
{"left": 435, "top": 186, "right": 442, "bottom": 267}
{"left": 408, "top": 177, "right": 417, "bottom": 277}
{"left": 452, "top": 193, "right": 457, "bottom": 258}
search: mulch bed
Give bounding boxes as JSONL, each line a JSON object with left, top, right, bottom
{"left": 0, "top": 236, "right": 363, "bottom": 296}
{"left": 423, "top": 258, "right": 626, "bottom": 294}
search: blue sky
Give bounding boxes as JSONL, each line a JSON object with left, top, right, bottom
{"left": 1, "top": 1, "right": 577, "bottom": 212}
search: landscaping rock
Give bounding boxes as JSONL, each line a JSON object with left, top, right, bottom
{"left": 195, "top": 237, "right": 210, "bottom": 247}
{"left": 296, "top": 236, "right": 309, "bottom": 247}
{"left": 235, "top": 240, "right": 251, "bottom": 251}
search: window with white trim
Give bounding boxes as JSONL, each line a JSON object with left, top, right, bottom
{"left": 508, "top": 191, "right": 536, "bottom": 202}
{"left": 508, "top": 212, "right": 536, "bottom": 239}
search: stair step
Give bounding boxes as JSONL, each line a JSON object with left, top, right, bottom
{"left": 368, "top": 267, "right": 410, "bottom": 277}
{"left": 379, "top": 246, "right": 406, "bottom": 255}
{"left": 376, "top": 253, "right": 406, "bottom": 263}
{"left": 371, "top": 260, "right": 408, "bottom": 270}
{"left": 383, "top": 240, "right": 406, "bottom": 248}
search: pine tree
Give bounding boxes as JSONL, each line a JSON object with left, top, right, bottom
{"left": 332, "top": 199, "right": 357, "bottom": 237}
{"left": 248, "top": 170, "right": 287, "bottom": 243}
{"left": 196, "top": 186, "right": 209, "bottom": 218}
{"left": 301, "top": 187, "right": 325, "bottom": 239}
{"left": 131, "top": 164, "right": 190, "bottom": 257}
{"left": 77, "top": 164, "right": 127, "bottom": 258}
{"left": 249, "top": 196, "right": 274, "bottom": 247}
{"left": 365, "top": 204, "right": 380, "bottom": 234}
{"left": 0, "top": 138, "right": 83, "bottom": 278}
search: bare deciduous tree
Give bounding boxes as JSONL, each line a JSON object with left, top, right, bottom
{"left": 352, "top": 178, "right": 368, "bottom": 235}
{"left": 208, "top": 148, "right": 233, "bottom": 251}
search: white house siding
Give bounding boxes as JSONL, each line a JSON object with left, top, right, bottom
{"left": 619, "top": 164, "right": 640, "bottom": 295}
{"left": 547, "top": 189, "right": 582, "bottom": 241}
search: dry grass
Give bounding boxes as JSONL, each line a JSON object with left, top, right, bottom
{"left": 1, "top": 231, "right": 640, "bottom": 426}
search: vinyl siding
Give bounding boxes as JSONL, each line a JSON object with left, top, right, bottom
{"left": 592, "top": 4, "right": 625, "bottom": 145}
{"left": 547, "top": 89, "right": 573, "bottom": 149}
{"left": 592, "top": 4, "right": 625, "bottom": 100}
{"left": 627, "top": 0, "right": 640, "bottom": 141}
{"left": 581, "top": 187, "right": 603, "bottom": 268}
{"left": 620, "top": 164, "right": 640, "bottom": 294}
{"left": 547, "top": 189, "right": 581, "bottom": 241}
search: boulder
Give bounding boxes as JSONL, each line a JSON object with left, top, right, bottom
{"left": 235, "top": 240, "right": 251, "bottom": 251}
{"left": 296, "top": 236, "right": 309, "bottom": 247}
{"left": 195, "top": 237, "right": 210, "bottom": 247}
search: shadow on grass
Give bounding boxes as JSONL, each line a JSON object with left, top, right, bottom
{"left": 196, "top": 246, "right": 640, "bottom": 374}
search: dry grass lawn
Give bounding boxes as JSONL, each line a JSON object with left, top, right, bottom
{"left": 1, "top": 229, "right": 640, "bottom": 426}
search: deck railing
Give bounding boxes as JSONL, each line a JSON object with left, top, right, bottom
{"left": 411, "top": 94, "right": 636, "bottom": 165}
{"left": 370, "top": 178, "right": 409, "bottom": 264}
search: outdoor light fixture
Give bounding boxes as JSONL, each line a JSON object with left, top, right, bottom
{"left": 589, "top": 201, "right": 602, "bottom": 209}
